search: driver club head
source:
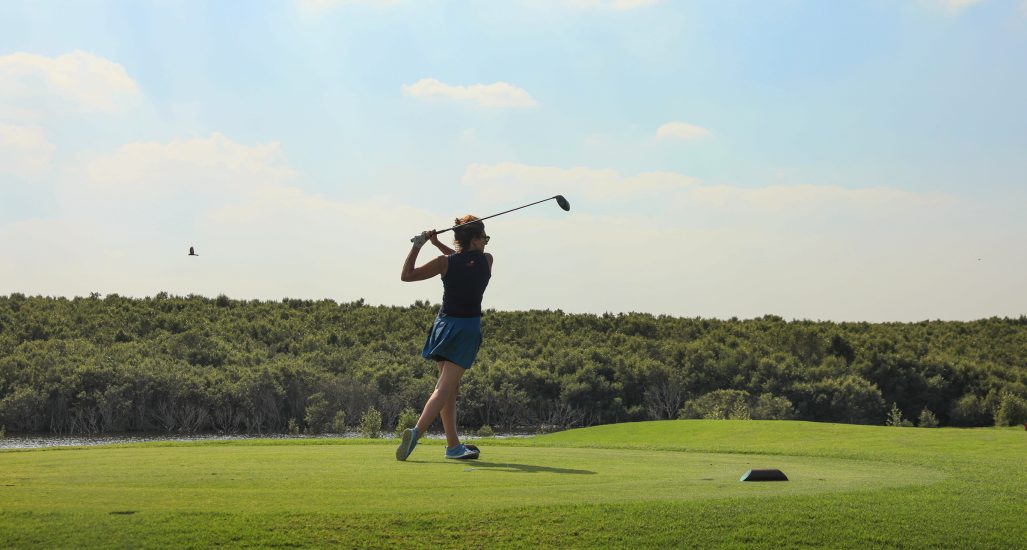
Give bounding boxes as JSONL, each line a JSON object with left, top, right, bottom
{"left": 555, "top": 195, "right": 571, "bottom": 211}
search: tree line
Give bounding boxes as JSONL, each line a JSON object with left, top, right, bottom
{"left": 0, "top": 293, "right": 1025, "bottom": 436}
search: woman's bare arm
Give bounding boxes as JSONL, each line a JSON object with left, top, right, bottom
{"left": 429, "top": 230, "right": 456, "bottom": 256}
{"left": 401, "top": 243, "right": 448, "bottom": 282}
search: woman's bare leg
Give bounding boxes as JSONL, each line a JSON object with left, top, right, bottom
{"left": 436, "top": 362, "right": 461, "bottom": 447}
{"left": 415, "top": 361, "right": 464, "bottom": 446}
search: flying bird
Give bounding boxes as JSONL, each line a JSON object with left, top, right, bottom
{"left": 189, "top": 247, "right": 198, "bottom": 257}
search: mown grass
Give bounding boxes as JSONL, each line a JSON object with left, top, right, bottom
{"left": 0, "top": 421, "right": 1023, "bottom": 548}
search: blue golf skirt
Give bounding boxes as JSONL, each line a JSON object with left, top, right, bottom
{"left": 421, "top": 314, "right": 482, "bottom": 369}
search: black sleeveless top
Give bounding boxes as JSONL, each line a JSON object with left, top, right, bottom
{"left": 440, "top": 250, "right": 491, "bottom": 317}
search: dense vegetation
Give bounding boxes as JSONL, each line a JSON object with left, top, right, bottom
{"left": 1, "top": 293, "right": 1025, "bottom": 435}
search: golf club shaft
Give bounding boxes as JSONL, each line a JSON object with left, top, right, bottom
{"left": 411, "top": 195, "right": 564, "bottom": 243}
{"left": 436, "top": 196, "right": 560, "bottom": 234}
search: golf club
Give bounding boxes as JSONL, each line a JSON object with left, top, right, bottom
{"left": 411, "top": 195, "right": 571, "bottom": 243}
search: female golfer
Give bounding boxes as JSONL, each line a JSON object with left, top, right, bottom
{"left": 396, "top": 216, "right": 491, "bottom": 461}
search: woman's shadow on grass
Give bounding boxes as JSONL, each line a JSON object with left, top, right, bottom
{"left": 450, "top": 460, "right": 596, "bottom": 475}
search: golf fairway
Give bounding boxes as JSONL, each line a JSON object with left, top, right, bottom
{"left": 0, "top": 446, "right": 934, "bottom": 514}
{"left": 1, "top": 421, "right": 1023, "bottom": 548}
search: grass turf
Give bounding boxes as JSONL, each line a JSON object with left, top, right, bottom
{"left": 0, "top": 420, "right": 1023, "bottom": 548}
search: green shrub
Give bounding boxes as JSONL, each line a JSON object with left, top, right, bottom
{"left": 359, "top": 407, "right": 382, "bottom": 439}
{"left": 886, "top": 403, "right": 914, "bottom": 427}
{"left": 949, "top": 393, "right": 991, "bottom": 426}
{"left": 917, "top": 408, "right": 939, "bottom": 428}
{"left": 330, "top": 411, "right": 347, "bottom": 434}
{"left": 304, "top": 392, "right": 332, "bottom": 434}
{"left": 477, "top": 425, "right": 495, "bottom": 437}
{"left": 287, "top": 418, "right": 300, "bottom": 436}
{"left": 994, "top": 392, "right": 1027, "bottom": 427}
{"left": 0, "top": 387, "right": 47, "bottom": 433}
{"left": 752, "top": 394, "right": 797, "bottom": 420}
{"left": 0, "top": 425, "right": 5, "bottom": 440}
{"left": 679, "top": 390, "right": 752, "bottom": 420}
{"left": 793, "top": 376, "right": 887, "bottom": 425}
{"left": 728, "top": 401, "right": 751, "bottom": 420}
{"left": 395, "top": 408, "right": 418, "bottom": 437}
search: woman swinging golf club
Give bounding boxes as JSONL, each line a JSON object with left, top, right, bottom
{"left": 396, "top": 216, "right": 491, "bottom": 461}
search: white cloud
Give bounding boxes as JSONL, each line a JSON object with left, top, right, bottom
{"left": 402, "top": 78, "right": 539, "bottom": 108}
{"left": 564, "top": 0, "right": 662, "bottom": 10}
{"left": 3, "top": 139, "right": 1022, "bottom": 321}
{"left": 458, "top": 129, "right": 478, "bottom": 145}
{"left": 685, "top": 183, "right": 951, "bottom": 213}
{"left": 584, "top": 133, "right": 610, "bottom": 148}
{"left": 56, "top": 134, "right": 299, "bottom": 248}
{"left": 945, "top": 0, "right": 986, "bottom": 10}
{"left": 455, "top": 162, "right": 1020, "bottom": 321}
{"left": 461, "top": 163, "right": 947, "bottom": 219}
{"left": 297, "top": 0, "right": 400, "bottom": 10}
{"left": 190, "top": 188, "right": 437, "bottom": 303}
{"left": 2, "top": 131, "right": 440, "bottom": 305}
{"left": 925, "top": 0, "right": 986, "bottom": 13}
{"left": 463, "top": 162, "right": 698, "bottom": 204}
{"left": 301, "top": 0, "right": 660, "bottom": 13}
{"left": 81, "top": 133, "right": 296, "bottom": 197}
{"left": 656, "top": 121, "right": 711, "bottom": 141}
{"left": 0, "top": 50, "right": 140, "bottom": 117}
{"left": 0, "top": 124, "right": 55, "bottom": 179}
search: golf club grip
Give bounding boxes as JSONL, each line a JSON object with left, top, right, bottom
{"left": 408, "top": 228, "right": 441, "bottom": 244}
{"left": 409, "top": 227, "right": 453, "bottom": 244}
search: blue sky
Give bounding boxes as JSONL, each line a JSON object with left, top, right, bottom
{"left": 1, "top": 0, "right": 1025, "bottom": 321}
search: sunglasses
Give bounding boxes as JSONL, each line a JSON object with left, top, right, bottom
{"left": 479, "top": 235, "right": 491, "bottom": 244}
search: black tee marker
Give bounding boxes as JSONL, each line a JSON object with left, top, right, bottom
{"left": 740, "top": 469, "right": 788, "bottom": 482}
